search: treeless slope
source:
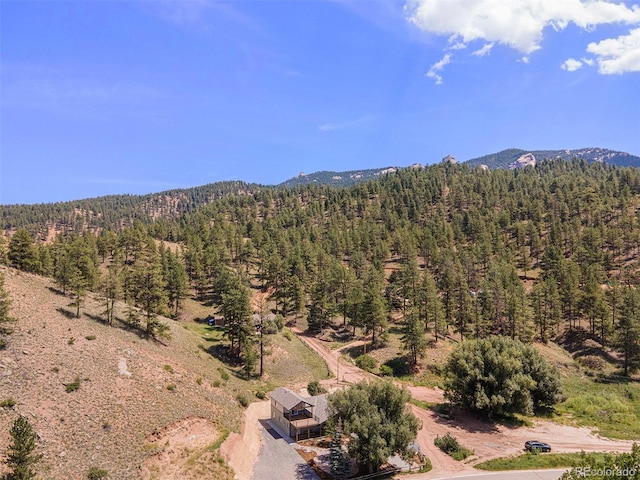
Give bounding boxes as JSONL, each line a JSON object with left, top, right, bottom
{"left": 0, "top": 267, "right": 241, "bottom": 480}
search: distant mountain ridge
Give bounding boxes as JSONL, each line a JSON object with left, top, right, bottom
{"left": 277, "top": 147, "right": 640, "bottom": 188}
{"left": 464, "top": 147, "right": 640, "bottom": 170}
{"left": 277, "top": 165, "right": 418, "bottom": 188}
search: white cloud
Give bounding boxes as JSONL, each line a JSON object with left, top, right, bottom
{"left": 426, "top": 53, "right": 451, "bottom": 84}
{"left": 587, "top": 27, "right": 640, "bottom": 73}
{"left": 406, "top": 0, "right": 640, "bottom": 76}
{"left": 562, "top": 58, "right": 584, "bottom": 71}
{"left": 473, "top": 43, "right": 494, "bottom": 57}
{"left": 406, "top": 0, "right": 640, "bottom": 53}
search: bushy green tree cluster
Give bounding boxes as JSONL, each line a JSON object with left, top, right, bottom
{"left": 328, "top": 381, "right": 421, "bottom": 473}
{"left": 444, "top": 336, "right": 564, "bottom": 417}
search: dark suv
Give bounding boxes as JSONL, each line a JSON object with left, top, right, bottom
{"left": 525, "top": 440, "right": 551, "bottom": 452}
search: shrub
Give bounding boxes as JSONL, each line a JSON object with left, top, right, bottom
{"left": 65, "top": 377, "right": 81, "bottom": 393}
{"left": 434, "top": 433, "right": 473, "bottom": 460}
{"left": 307, "top": 380, "right": 327, "bottom": 396}
{"left": 196, "top": 377, "right": 203, "bottom": 385}
{"left": 256, "top": 390, "right": 266, "bottom": 400}
{"left": 355, "top": 354, "right": 377, "bottom": 372}
{"left": 379, "top": 365, "right": 393, "bottom": 377}
{"left": 262, "top": 319, "right": 278, "bottom": 334}
{"left": 383, "top": 357, "right": 410, "bottom": 376}
{"left": 87, "top": 467, "right": 109, "bottom": 479}
{"left": 1, "top": 397, "right": 16, "bottom": 408}
{"left": 282, "top": 328, "right": 293, "bottom": 341}
{"left": 166, "top": 383, "right": 176, "bottom": 392}
{"left": 274, "top": 314, "right": 285, "bottom": 331}
{"left": 85, "top": 335, "right": 96, "bottom": 341}
{"left": 236, "top": 393, "right": 249, "bottom": 408}
{"left": 163, "top": 364, "right": 174, "bottom": 373}
{"left": 68, "top": 337, "right": 76, "bottom": 345}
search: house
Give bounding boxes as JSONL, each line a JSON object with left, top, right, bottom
{"left": 270, "top": 387, "right": 328, "bottom": 441}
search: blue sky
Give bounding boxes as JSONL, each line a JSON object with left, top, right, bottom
{"left": 1, "top": 0, "right": 639, "bottom": 205}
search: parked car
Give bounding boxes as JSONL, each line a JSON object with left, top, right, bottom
{"left": 525, "top": 440, "right": 551, "bottom": 452}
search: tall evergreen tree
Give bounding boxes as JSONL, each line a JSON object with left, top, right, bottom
{"left": 615, "top": 287, "right": 640, "bottom": 376}
{"left": 7, "top": 229, "right": 39, "bottom": 273}
{"left": 131, "top": 241, "right": 170, "bottom": 338}
{"left": 0, "top": 272, "right": 16, "bottom": 348}
{"left": 4, "top": 415, "right": 42, "bottom": 480}
{"left": 401, "top": 311, "right": 427, "bottom": 366}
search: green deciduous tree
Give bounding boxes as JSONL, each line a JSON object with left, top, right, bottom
{"left": 445, "top": 336, "right": 564, "bottom": 417}
{"left": 328, "top": 380, "right": 421, "bottom": 474}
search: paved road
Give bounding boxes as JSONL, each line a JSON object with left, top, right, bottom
{"left": 251, "top": 420, "right": 320, "bottom": 480}
{"left": 407, "top": 468, "right": 567, "bottom": 480}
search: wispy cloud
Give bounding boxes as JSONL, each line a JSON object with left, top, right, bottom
{"left": 144, "top": 0, "right": 262, "bottom": 36}
{"left": 2, "top": 64, "right": 166, "bottom": 112}
{"left": 318, "top": 115, "right": 376, "bottom": 132}
{"left": 426, "top": 53, "right": 451, "bottom": 85}
{"left": 472, "top": 43, "right": 494, "bottom": 57}
{"left": 406, "top": 0, "right": 640, "bottom": 79}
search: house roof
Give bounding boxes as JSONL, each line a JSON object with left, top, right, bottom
{"left": 270, "top": 387, "right": 329, "bottom": 423}
{"left": 307, "top": 394, "right": 329, "bottom": 424}
{"left": 270, "top": 387, "right": 311, "bottom": 411}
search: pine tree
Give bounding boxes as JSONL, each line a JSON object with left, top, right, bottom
{"left": 4, "top": 415, "right": 42, "bottom": 480}
{"left": 401, "top": 311, "right": 427, "bottom": 366}
{"left": 164, "top": 249, "right": 189, "bottom": 318}
{"left": 0, "top": 272, "right": 16, "bottom": 348}
{"left": 131, "top": 241, "right": 169, "bottom": 338}
{"left": 615, "top": 287, "right": 640, "bottom": 376}
{"left": 8, "top": 229, "right": 39, "bottom": 273}
{"left": 329, "top": 418, "right": 350, "bottom": 480}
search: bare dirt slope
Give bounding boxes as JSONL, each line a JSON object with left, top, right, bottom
{"left": 0, "top": 267, "right": 241, "bottom": 480}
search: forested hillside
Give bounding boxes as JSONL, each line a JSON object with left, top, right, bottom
{"left": 0, "top": 181, "right": 260, "bottom": 239}
{"left": 2, "top": 159, "right": 640, "bottom": 376}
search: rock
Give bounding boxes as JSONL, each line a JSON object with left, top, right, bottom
{"left": 509, "top": 153, "right": 536, "bottom": 169}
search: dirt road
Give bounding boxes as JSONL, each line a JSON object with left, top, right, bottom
{"left": 291, "top": 329, "right": 635, "bottom": 477}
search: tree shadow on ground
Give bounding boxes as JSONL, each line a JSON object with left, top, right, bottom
{"left": 48, "top": 286, "right": 65, "bottom": 296}
{"left": 84, "top": 312, "right": 109, "bottom": 325}
{"left": 430, "top": 406, "right": 501, "bottom": 434}
{"left": 56, "top": 307, "right": 78, "bottom": 319}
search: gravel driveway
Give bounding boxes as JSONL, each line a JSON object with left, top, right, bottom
{"left": 251, "top": 421, "right": 320, "bottom": 480}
